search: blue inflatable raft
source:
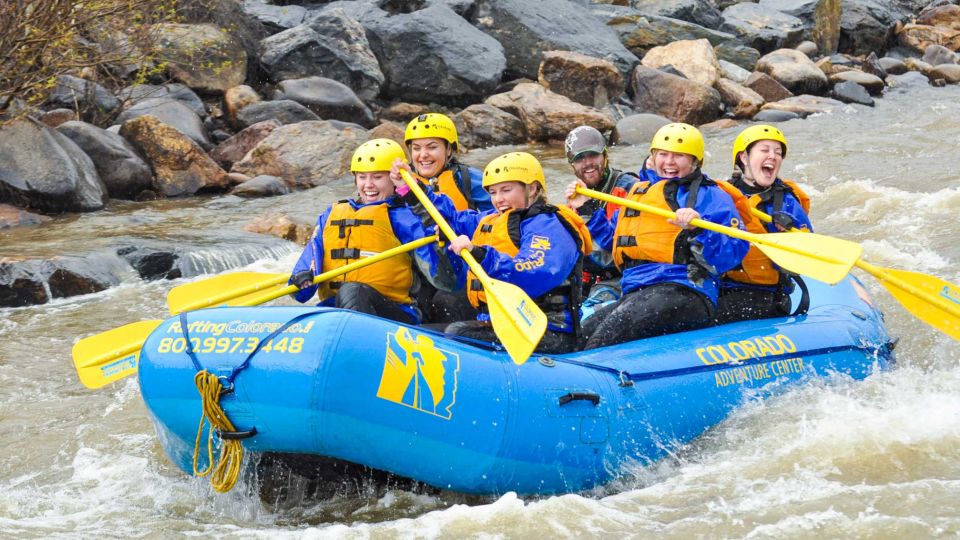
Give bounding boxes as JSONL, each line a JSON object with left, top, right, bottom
{"left": 138, "top": 276, "right": 895, "bottom": 496}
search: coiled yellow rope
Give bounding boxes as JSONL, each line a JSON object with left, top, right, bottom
{"left": 192, "top": 370, "right": 244, "bottom": 493}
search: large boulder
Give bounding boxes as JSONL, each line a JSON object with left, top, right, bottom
{"left": 716, "top": 78, "right": 766, "bottom": 118}
{"left": 234, "top": 100, "right": 321, "bottom": 128}
{"left": 56, "top": 121, "right": 154, "bottom": 200}
{"left": 231, "top": 121, "right": 369, "bottom": 188}
{"left": 744, "top": 71, "right": 794, "bottom": 102}
{"left": 839, "top": 0, "right": 906, "bottom": 56}
{"left": 348, "top": 2, "right": 505, "bottom": 104}
{"left": 47, "top": 75, "right": 120, "bottom": 122}
{"left": 758, "top": 0, "right": 842, "bottom": 55}
{"left": 537, "top": 51, "right": 625, "bottom": 108}
{"left": 274, "top": 77, "right": 376, "bottom": 127}
{"left": 756, "top": 48, "right": 829, "bottom": 94}
{"left": 484, "top": 83, "right": 615, "bottom": 141}
{"left": 896, "top": 23, "right": 960, "bottom": 54}
{"left": 117, "top": 246, "right": 182, "bottom": 281}
{"left": 45, "top": 257, "right": 119, "bottom": 299}
{"left": 231, "top": 175, "right": 292, "bottom": 198}
{"left": 0, "top": 119, "right": 106, "bottom": 213}
{"left": 720, "top": 2, "right": 805, "bottom": 53}
{"left": 629, "top": 65, "right": 722, "bottom": 125}
{"left": 118, "top": 84, "right": 206, "bottom": 118}
{"left": 640, "top": 39, "right": 723, "bottom": 87}
{"left": 0, "top": 259, "right": 48, "bottom": 307}
{"left": 153, "top": 23, "right": 247, "bottom": 92}
{"left": 474, "top": 0, "right": 638, "bottom": 79}
{"left": 260, "top": 8, "right": 385, "bottom": 101}
{"left": 831, "top": 80, "right": 875, "bottom": 105}
{"left": 628, "top": 0, "right": 722, "bottom": 29}
{"left": 592, "top": 5, "right": 738, "bottom": 58}
{"left": 210, "top": 119, "right": 282, "bottom": 169}
{"left": 715, "top": 42, "right": 763, "bottom": 70}
{"left": 119, "top": 115, "right": 229, "bottom": 197}
{"left": 115, "top": 98, "right": 210, "bottom": 149}
{"left": 917, "top": 4, "right": 960, "bottom": 31}
{"left": 453, "top": 104, "right": 526, "bottom": 148}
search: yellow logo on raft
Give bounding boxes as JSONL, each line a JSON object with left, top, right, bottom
{"left": 696, "top": 334, "right": 798, "bottom": 365}
{"left": 377, "top": 327, "right": 460, "bottom": 419}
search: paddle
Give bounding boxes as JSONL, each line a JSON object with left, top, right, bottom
{"left": 74, "top": 236, "right": 438, "bottom": 389}
{"left": 167, "top": 235, "right": 437, "bottom": 314}
{"left": 575, "top": 186, "right": 862, "bottom": 285}
{"left": 399, "top": 169, "right": 547, "bottom": 365}
{"left": 749, "top": 207, "right": 960, "bottom": 340}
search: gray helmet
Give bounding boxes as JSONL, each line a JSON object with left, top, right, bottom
{"left": 564, "top": 125, "right": 607, "bottom": 163}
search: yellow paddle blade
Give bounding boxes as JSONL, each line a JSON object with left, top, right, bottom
{"left": 168, "top": 272, "right": 287, "bottom": 314}
{"left": 752, "top": 232, "right": 862, "bottom": 285}
{"left": 862, "top": 263, "right": 960, "bottom": 340}
{"left": 72, "top": 319, "right": 162, "bottom": 389}
{"left": 482, "top": 278, "right": 548, "bottom": 365}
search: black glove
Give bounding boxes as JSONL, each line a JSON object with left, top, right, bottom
{"left": 291, "top": 270, "right": 314, "bottom": 289}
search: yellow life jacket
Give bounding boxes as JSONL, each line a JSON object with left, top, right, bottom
{"left": 318, "top": 201, "right": 414, "bottom": 304}
{"left": 412, "top": 163, "right": 473, "bottom": 211}
{"left": 723, "top": 178, "right": 810, "bottom": 286}
{"left": 466, "top": 203, "right": 592, "bottom": 308}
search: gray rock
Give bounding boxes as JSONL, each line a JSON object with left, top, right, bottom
{"left": 610, "top": 113, "right": 671, "bottom": 145}
{"left": 720, "top": 59, "right": 752, "bottom": 83}
{"left": 591, "top": 5, "right": 739, "bottom": 58}
{"left": 260, "top": 8, "right": 385, "bottom": 102}
{"left": 751, "top": 109, "right": 801, "bottom": 122}
{"left": 45, "top": 256, "right": 120, "bottom": 298}
{"left": 759, "top": 0, "right": 842, "bottom": 53}
{"left": 56, "top": 121, "right": 154, "bottom": 200}
{"left": 923, "top": 44, "right": 958, "bottom": 67}
{"left": 275, "top": 76, "right": 376, "bottom": 127}
{"left": 231, "top": 175, "right": 292, "bottom": 198}
{"left": 832, "top": 80, "right": 875, "bottom": 105}
{"left": 715, "top": 42, "right": 762, "bottom": 70}
{"left": 756, "top": 48, "right": 828, "bottom": 94}
{"left": 760, "top": 94, "right": 845, "bottom": 117}
{"left": 928, "top": 64, "right": 960, "bottom": 84}
{"left": 242, "top": 0, "right": 307, "bottom": 33}
{"left": 795, "top": 40, "right": 818, "bottom": 58}
{"left": 331, "top": 1, "right": 505, "bottom": 104}
{"left": 117, "top": 246, "right": 182, "bottom": 280}
{"left": 0, "top": 262, "right": 47, "bottom": 307}
{"left": 829, "top": 70, "right": 885, "bottom": 95}
{"left": 47, "top": 75, "right": 120, "bottom": 121}
{"left": 628, "top": 0, "right": 723, "bottom": 29}
{"left": 0, "top": 119, "right": 107, "bottom": 213}
{"left": 879, "top": 57, "right": 907, "bottom": 75}
{"left": 235, "top": 100, "right": 321, "bottom": 128}
{"left": 118, "top": 84, "right": 206, "bottom": 118}
{"left": 839, "top": 0, "right": 907, "bottom": 57}
{"left": 862, "top": 51, "right": 888, "bottom": 79}
{"left": 115, "top": 98, "right": 210, "bottom": 149}
{"left": 720, "top": 3, "right": 805, "bottom": 53}
{"left": 474, "top": 0, "right": 638, "bottom": 79}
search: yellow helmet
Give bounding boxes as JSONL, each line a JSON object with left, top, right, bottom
{"left": 350, "top": 138, "right": 407, "bottom": 173}
{"left": 404, "top": 113, "right": 459, "bottom": 150}
{"left": 732, "top": 124, "right": 787, "bottom": 170}
{"left": 482, "top": 152, "right": 545, "bottom": 190}
{"left": 650, "top": 122, "right": 705, "bottom": 166}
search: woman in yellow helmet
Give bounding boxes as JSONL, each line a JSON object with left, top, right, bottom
{"left": 566, "top": 123, "right": 749, "bottom": 349}
{"left": 715, "top": 124, "right": 814, "bottom": 323}
{"left": 393, "top": 152, "right": 592, "bottom": 353}
{"left": 403, "top": 113, "right": 493, "bottom": 212}
{"left": 288, "top": 139, "right": 456, "bottom": 324}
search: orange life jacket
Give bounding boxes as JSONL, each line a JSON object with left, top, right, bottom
{"left": 466, "top": 203, "right": 592, "bottom": 309}
{"left": 318, "top": 201, "right": 414, "bottom": 304}
{"left": 412, "top": 163, "right": 473, "bottom": 211}
{"left": 611, "top": 178, "right": 713, "bottom": 269}
{"left": 722, "top": 178, "right": 811, "bottom": 286}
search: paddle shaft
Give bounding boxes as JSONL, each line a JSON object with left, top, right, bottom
{"left": 577, "top": 186, "right": 849, "bottom": 266}
{"left": 230, "top": 235, "right": 438, "bottom": 308}
{"left": 750, "top": 207, "right": 960, "bottom": 319}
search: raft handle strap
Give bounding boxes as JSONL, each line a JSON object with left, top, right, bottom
{"left": 558, "top": 392, "right": 600, "bottom": 406}
{"left": 218, "top": 427, "right": 258, "bottom": 441}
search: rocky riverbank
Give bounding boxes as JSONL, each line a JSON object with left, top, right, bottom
{"left": 2, "top": 0, "right": 960, "bottom": 306}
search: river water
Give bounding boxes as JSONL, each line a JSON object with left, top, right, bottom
{"left": 2, "top": 74, "right": 959, "bottom": 538}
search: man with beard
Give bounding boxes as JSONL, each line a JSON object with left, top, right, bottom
{"left": 563, "top": 126, "right": 646, "bottom": 311}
